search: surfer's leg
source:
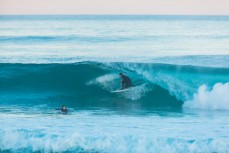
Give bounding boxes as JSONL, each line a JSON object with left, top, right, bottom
{"left": 125, "top": 82, "right": 131, "bottom": 88}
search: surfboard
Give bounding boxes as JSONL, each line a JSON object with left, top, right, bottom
{"left": 111, "top": 88, "right": 131, "bottom": 93}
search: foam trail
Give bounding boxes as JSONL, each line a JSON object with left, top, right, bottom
{"left": 120, "top": 84, "right": 152, "bottom": 100}
{"left": 184, "top": 82, "right": 229, "bottom": 110}
{"left": 87, "top": 74, "right": 118, "bottom": 90}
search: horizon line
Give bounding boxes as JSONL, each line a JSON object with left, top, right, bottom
{"left": 1, "top": 14, "right": 229, "bottom": 16}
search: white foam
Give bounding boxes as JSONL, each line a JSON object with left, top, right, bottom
{"left": 1, "top": 110, "right": 229, "bottom": 153}
{"left": 121, "top": 84, "right": 151, "bottom": 100}
{"left": 184, "top": 82, "right": 229, "bottom": 110}
{"left": 0, "top": 130, "right": 228, "bottom": 153}
{"left": 87, "top": 74, "right": 118, "bottom": 91}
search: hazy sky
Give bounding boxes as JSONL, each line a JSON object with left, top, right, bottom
{"left": 0, "top": 0, "right": 229, "bottom": 15}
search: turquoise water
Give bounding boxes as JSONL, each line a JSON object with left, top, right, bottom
{"left": 0, "top": 15, "right": 229, "bottom": 153}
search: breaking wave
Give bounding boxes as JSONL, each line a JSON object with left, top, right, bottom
{"left": 0, "top": 62, "right": 228, "bottom": 110}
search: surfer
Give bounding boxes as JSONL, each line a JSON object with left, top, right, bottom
{"left": 119, "top": 73, "right": 132, "bottom": 89}
{"left": 56, "top": 105, "right": 68, "bottom": 114}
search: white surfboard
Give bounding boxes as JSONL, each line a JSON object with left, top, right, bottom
{"left": 111, "top": 88, "right": 131, "bottom": 93}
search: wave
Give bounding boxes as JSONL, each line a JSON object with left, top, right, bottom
{"left": 1, "top": 34, "right": 229, "bottom": 44}
{"left": 0, "top": 62, "right": 228, "bottom": 109}
{"left": 1, "top": 55, "right": 229, "bottom": 69}
{"left": 0, "top": 35, "right": 132, "bottom": 43}
{"left": 1, "top": 129, "right": 228, "bottom": 153}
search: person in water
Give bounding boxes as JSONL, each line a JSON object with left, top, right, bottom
{"left": 119, "top": 73, "right": 132, "bottom": 89}
{"left": 57, "top": 105, "right": 68, "bottom": 113}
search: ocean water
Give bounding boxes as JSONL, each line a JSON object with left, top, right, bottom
{"left": 0, "top": 15, "right": 229, "bottom": 153}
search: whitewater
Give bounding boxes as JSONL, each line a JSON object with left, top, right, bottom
{"left": 0, "top": 15, "right": 229, "bottom": 153}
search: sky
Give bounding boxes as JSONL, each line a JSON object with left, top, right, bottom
{"left": 0, "top": 0, "right": 229, "bottom": 15}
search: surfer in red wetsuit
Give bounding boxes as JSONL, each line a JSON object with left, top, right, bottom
{"left": 119, "top": 73, "right": 132, "bottom": 89}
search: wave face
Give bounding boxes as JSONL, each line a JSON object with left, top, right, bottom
{"left": 1, "top": 62, "right": 228, "bottom": 110}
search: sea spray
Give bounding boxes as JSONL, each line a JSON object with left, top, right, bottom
{"left": 184, "top": 82, "right": 229, "bottom": 110}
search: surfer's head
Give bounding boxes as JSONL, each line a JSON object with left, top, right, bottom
{"left": 119, "top": 73, "right": 123, "bottom": 78}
